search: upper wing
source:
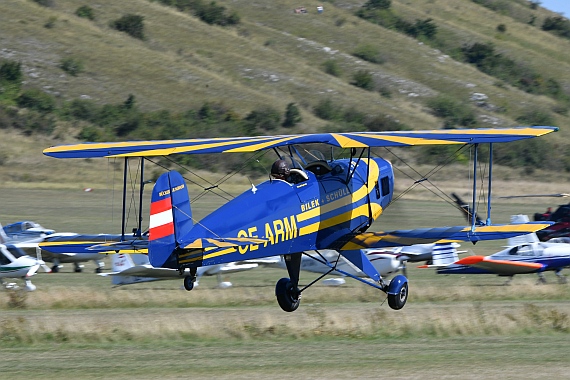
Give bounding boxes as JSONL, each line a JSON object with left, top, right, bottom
{"left": 453, "top": 255, "right": 543, "bottom": 275}
{"left": 341, "top": 222, "right": 552, "bottom": 250}
{"left": 43, "top": 127, "right": 557, "bottom": 159}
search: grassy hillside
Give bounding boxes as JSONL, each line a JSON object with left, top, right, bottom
{"left": 0, "top": 0, "right": 569, "bottom": 188}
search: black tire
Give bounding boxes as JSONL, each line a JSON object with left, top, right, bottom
{"left": 51, "top": 265, "right": 59, "bottom": 273}
{"left": 95, "top": 267, "right": 102, "bottom": 274}
{"left": 275, "top": 277, "right": 300, "bottom": 312}
{"left": 387, "top": 281, "right": 408, "bottom": 310}
{"left": 183, "top": 276, "right": 194, "bottom": 291}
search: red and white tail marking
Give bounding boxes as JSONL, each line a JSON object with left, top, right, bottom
{"left": 149, "top": 197, "right": 174, "bottom": 241}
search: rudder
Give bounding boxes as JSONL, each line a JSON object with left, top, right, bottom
{"left": 148, "top": 171, "right": 193, "bottom": 268}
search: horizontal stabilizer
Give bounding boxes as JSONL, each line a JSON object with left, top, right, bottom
{"left": 88, "top": 240, "right": 149, "bottom": 252}
{"left": 183, "top": 237, "right": 268, "bottom": 250}
{"left": 341, "top": 222, "right": 553, "bottom": 250}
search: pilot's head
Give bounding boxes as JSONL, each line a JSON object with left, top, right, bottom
{"left": 271, "top": 159, "right": 290, "bottom": 180}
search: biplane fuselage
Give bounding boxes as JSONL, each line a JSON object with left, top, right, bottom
{"left": 153, "top": 157, "right": 393, "bottom": 269}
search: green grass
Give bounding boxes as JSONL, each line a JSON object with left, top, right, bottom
{"left": 2, "top": 179, "right": 570, "bottom": 378}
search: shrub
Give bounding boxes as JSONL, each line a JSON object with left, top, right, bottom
{"left": 245, "top": 105, "right": 281, "bottom": 131}
{"left": 352, "top": 44, "right": 384, "bottom": 64}
{"left": 314, "top": 98, "right": 342, "bottom": 120}
{"left": 75, "top": 5, "right": 95, "bottom": 20}
{"left": 542, "top": 16, "right": 570, "bottom": 38}
{"left": 497, "top": 24, "right": 507, "bottom": 33}
{"left": 111, "top": 14, "right": 146, "bottom": 40}
{"left": 59, "top": 57, "right": 84, "bottom": 76}
{"left": 0, "top": 61, "right": 22, "bottom": 83}
{"left": 426, "top": 95, "right": 476, "bottom": 127}
{"left": 16, "top": 89, "right": 55, "bottom": 113}
{"left": 351, "top": 70, "right": 375, "bottom": 91}
{"left": 194, "top": 1, "right": 240, "bottom": 26}
{"left": 515, "top": 108, "right": 555, "bottom": 126}
{"left": 31, "top": 0, "right": 54, "bottom": 7}
{"left": 322, "top": 59, "right": 342, "bottom": 77}
{"left": 363, "top": 0, "right": 391, "bottom": 10}
{"left": 283, "top": 103, "right": 302, "bottom": 127}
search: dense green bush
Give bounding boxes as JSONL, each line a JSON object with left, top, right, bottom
{"left": 363, "top": 0, "right": 391, "bottom": 10}
{"left": 515, "top": 108, "right": 555, "bottom": 126}
{"left": 426, "top": 95, "right": 477, "bottom": 127}
{"left": 16, "top": 89, "right": 56, "bottom": 113}
{"left": 75, "top": 5, "right": 96, "bottom": 20}
{"left": 59, "top": 57, "right": 84, "bottom": 76}
{"left": 351, "top": 70, "right": 375, "bottom": 91}
{"left": 542, "top": 16, "right": 570, "bottom": 39}
{"left": 0, "top": 61, "right": 22, "bottom": 83}
{"left": 283, "top": 103, "right": 302, "bottom": 127}
{"left": 352, "top": 44, "right": 385, "bottom": 64}
{"left": 244, "top": 105, "right": 281, "bottom": 131}
{"left": 322, "top": 59, "right": 342, "bottom": 77}
{"left": 313, "top": 98, "right": 343, "bottom": 121}
{"left": 111, "top": 14, "right": 146, "bottom": 40}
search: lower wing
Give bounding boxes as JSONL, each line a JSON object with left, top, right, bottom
{"left": 341, "top": 222, "right": 552, "bottom": 250}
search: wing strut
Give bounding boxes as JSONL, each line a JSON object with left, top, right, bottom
{"left": 471, "top": 144, "right": 478, "bottom": 232}
{"left": 470, "top": 142, "right": 494, "bottom": 230}
{"left": 121, "top": 157, "right": 128, "bottom": 240}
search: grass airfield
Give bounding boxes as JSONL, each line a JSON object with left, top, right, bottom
{"left": 1, "top": 187, "right": 570, "bottom": 379}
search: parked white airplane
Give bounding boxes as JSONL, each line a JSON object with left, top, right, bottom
{"left": 249, "top": 243, "right": 459, "bottom": 285}
{"left": 100, "top": 253, "right": 258, "bottom": 288}
{"left": 0, "top": 235, "right": 45, "bottom": 291}
{"left": 420, "top": 215, "right": 570, "bottom": 285}
{"left": 2, "top": 221, "right": 55, "bottom": 243}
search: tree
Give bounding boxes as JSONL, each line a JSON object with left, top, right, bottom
{"left": 283, "top": 103, "right": 302, "bottom": 127}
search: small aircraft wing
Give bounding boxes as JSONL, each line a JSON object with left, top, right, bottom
{"left": 341, "top": 222, "right": 553, "bottom": 250}
{"left": 453, "top": 255, "right": 543, "bottom": 275}
{"left": 102, "top": 264, "right": 182, "bottom": 278}
{"left": 43, "top": 127, "right": 557, "bottom": 158}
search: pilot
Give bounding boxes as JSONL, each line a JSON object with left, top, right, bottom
{"left": 271, "top": 159, "right": 291, "bottom": 181}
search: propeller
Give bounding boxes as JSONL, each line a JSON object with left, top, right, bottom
{"left": 35, "top": 246, "right": 52, "bottom": 273}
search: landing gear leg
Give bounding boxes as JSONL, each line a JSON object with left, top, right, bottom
{"left": 503, "top": 276, "right": 513, "bottom": 286}
{"left": 536, "top": 273, "right": 547, "bottom": 285}
{"left": 555, "top": 269, "right": 567, "bottom": 284}
{"left": 183, "top": 267, "right": 197, "bottom": 291}
{"left": 275, "top": 253, "right": 302, "bottom": 312}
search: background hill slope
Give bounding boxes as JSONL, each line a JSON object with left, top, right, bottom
{"left": 0, "top": 0, "right": 569, "bottom": 190}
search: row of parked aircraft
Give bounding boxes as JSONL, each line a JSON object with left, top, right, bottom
{"left": 3, "top": 211, "right": 570, "bottom": 293}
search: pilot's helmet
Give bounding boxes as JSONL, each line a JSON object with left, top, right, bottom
{"left": 271, "top": 159, "right": 290, "bottom": 178}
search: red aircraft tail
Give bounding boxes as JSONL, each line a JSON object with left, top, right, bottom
{"left": 148, "top": 171, "right": 193, "bottom": 268}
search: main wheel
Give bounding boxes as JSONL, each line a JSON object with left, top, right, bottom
{"left": 386, "top": 274, "right": 408, "bottom": 310}
{"left": 275, "top": 277, "right": 300, "bottom": 312}
{"left": 183, "top": 276, "right": 194, "bottom": 291}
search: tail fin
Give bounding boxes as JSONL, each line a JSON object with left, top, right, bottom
{"left": 148, "top": 171, "right": 193, "bottom": 268}
{"left": 107, "top": 253, "right": 159, "bottom": 286}
{"left": 431, "top": 243, "right": 459, "bottom": 266}
{"left": 507, "top": 214, "right": 540, "bottom": 246}
{"left": 0, "top": 223, "right": 8, "bottom": 244}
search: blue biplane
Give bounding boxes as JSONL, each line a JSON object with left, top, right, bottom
{"left": 43, "top": 127, "right": 556, "bottom": 311}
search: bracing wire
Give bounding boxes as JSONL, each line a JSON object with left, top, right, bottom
{"left": 379, "top": 145, "right": 471, "bottom": 213}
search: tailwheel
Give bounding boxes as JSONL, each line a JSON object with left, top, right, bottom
{"left": 275, "top": 277, "right": 301, "bottom": 312}
{"left": 386, "top": 274, "right": 408, "bottom": 310}
{"left": 183, "top": 276, "right": 195, "bottom": 291}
